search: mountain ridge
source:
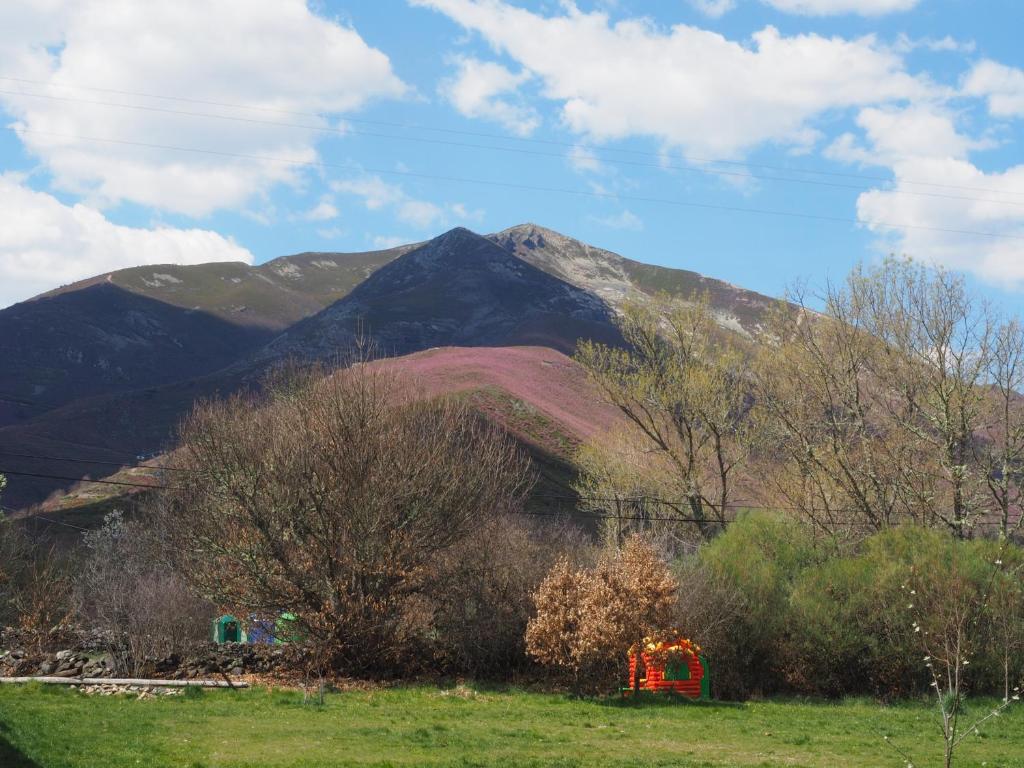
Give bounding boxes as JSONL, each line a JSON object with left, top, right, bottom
{"left": 1, "top": 223, "right": 777, "bottom": 511}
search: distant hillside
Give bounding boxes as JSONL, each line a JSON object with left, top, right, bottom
{"left": 0, "top": 245, "right": 415, "bottom": 427}
{"left": 490, "top": 223, "right": 774, "bottom": 334}
{"left": 1, "top": 223, "right": 778, "bottom": 511}
{"left": 22, "top": 346, "right": 625, "bottom": 525}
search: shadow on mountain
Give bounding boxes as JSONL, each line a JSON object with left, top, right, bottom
{"left": 2, "top": 229, "right": 626, "bottom": 511}
{"left": 263, "top": 227, "right": 624, "bottom": 361}
{"left": 0, "top": 282, "right": 276, "bottom": 428}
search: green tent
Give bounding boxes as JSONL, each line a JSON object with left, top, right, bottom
{"left": 211, "top": 614, "right": 247, "bottom": 644}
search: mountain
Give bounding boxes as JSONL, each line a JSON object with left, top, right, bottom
{"left": 490, "top": 223, "right": 773, "bottom": 335}
{"left": 0, "top": 224, "right": 777, "bottom": 513}
{"left": 262, "top": 227, "right": 623, "bottom": 360}
{"left": 0, "top": 244, "right": 416, "bottom": 427}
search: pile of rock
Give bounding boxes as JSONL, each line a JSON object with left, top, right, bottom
{"left": 176, "top": 643, "right": 294, "bottom": 679}
{"left": 71, "top": 683, "right": 185, "bottom": 699}
{"left": 0, "top": 648, "right": 116, "bottom": 678}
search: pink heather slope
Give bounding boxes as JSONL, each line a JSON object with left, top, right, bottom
{"left": 381, "top": 346, "right": 621, "bottom": 443}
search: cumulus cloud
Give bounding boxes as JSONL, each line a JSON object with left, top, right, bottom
{"left": 412, "top": 1, "right": 933, "bottom": 158}
{"left": 760, "top": 0, "right": 919, "bottom": 15}
{"left": 963, "top": 60, "right": 1024, "bottom": 119}
{"left": 331, "top": 175, "right": 481, "bottom": 229}
{"left": 0, "top": 174, "right": 253, "bottom": 307}
{"left": 0, "top": 0, "right": 407, "bottom": 217}
{"left": 440, "top": 56, "right": 540, "bottom": 136}
{"left": 591, "top": 209, "right": 644, "bottom": 231}
{"left": 688, "top": 0, "right": 737, "bottom": 19}
{"left": 827, "top": 107, "right": 1024, "bottom": 288}
{"left": 300, "top": 199, "right": 340, "bottom": 222}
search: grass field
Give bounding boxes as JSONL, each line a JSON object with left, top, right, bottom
{"left": 1, "top": 683, "right": 1022, "bottom": 768}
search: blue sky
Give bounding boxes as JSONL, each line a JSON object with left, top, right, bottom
{"left": 1, "top": 0, "right": 1022, "bottom": 312}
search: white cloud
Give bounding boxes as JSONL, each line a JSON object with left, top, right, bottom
{"left": 371, "top": 234, "right": 413, "bottom": 249}
{"left": 331, "top": 177, "right": 406, "bottom": 210}
{"left": 398, "top": 200, "right": 445, "bottom": 228}
{"left": 412, "top": 1, "right": 933, "bottom": 158}
{"left": 567, "top": 146, "right": 604, "bottom": 174}
{"left": 829, "top": 106, "right": 1024, "bottom": 289}
{"left": 331, "top": 175, "right": 480, "bottom": 230}
{"left": 892, "top": 34, "right": 975, "bottom": 55}
{"left": 301, "top": 199, "right": 339, "bottom": 222}
{"left": 0, "top": 0, "right": 407, "bottom": 217}
{"left": 688, "top": 0, "right": 737, "bottom": 19}
{"left": 0, "top": 174, "right": 253, "bottom": 307}
{"left": 591, "top": 209, "right": 644, "bottom": 231}
{"left": 962, "top": 60, "right": 1024, "bottom": 119}
{"left": 440, "top": 56, "right": 540, "bottom": 136}
{"left": 761, "top": 0, "right": 920, "bottom": 15}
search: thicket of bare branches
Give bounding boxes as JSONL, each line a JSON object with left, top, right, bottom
{"left": 755, "top": 258, "right": 1024, "bottom": 539}
{"left": 0, "top": 514, "right": 71, "bottom": 649}
{"left": 75, "top": 511, "right": 211, "bottom": 675}
{"left": 154, "top": 362, "right": 534, "bottom": 674}
{"left": 577, "top": 258, "right": 1024, "bottom": 542}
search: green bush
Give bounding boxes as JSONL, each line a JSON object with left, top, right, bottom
{"left": 693, "top": 512, "right": 821, "bottom": 698}
{"left": 685, "top": 517, "right": 1024, "bottom": 700}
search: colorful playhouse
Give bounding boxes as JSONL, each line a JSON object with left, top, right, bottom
{"left": 626, "top": 636, "right": 710, "bottom": 700}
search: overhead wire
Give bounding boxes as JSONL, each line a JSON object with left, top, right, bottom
{"left": 3, "top": 85, "right": 1022, "bottom": 208}
{"left": 0, "top": 464, "right": 1014, "bottom": 529}
{"left": 2, "top": 74, "right": 1020, "bottom": 198}
{"left": 15, "top": 128, "right": 1024, "bottom": 242}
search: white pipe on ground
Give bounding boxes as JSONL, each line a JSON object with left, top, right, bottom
{"left": 0, "top": 676, "right": 248, "bottom": 687}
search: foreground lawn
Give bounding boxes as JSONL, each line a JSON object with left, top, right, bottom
{"left": 1, "top": 684, "right": 1022, "bottom": 768}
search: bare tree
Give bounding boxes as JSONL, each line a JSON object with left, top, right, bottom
{"left": 76, "top": 510, "right": 210, "bottom": 675}
{"left": 155, "top": 361, "right": 533, "bottom": 673}
{"left": 975, "top": 318, "right": 1024, "bottom": 538}
{"left": 576, "top": 296, "right": 755, "bottom": 538}
{"left": 848, "top": 259, "right": 994, "bottom": 536}
{"left": 755, "top": 259, "right": 1011, "bottom": 538}
{"left": 754, "top": 289, "right": 919, "bottom": 535}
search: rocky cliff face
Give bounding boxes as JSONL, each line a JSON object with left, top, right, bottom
{"left": 490, "top": 223, "right": 776, "bottom": 335}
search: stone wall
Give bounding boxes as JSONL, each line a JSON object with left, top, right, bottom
{"left": 0, "top": 627, "right": 299, "bottom": 679}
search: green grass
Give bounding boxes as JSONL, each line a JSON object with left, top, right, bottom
{"left": 1, "top": 683, "right": 1022, "bottom": 768}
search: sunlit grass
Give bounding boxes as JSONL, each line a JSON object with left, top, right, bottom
{"left": 1, "top": 683, "right": 1022, "bottom": 767}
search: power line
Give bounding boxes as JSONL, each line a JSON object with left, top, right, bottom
{"left": 0, "top": 468, "right": 178, "bottom": 491}
{"left": 17, "top": 128, "right": 1024, "bottom": 243}
{"left": 3, "top": 74, "right": 1020, "bottom": 198}
{"left": 1, "top": 465, "right": 1012, "bottom": 530}
{"left": 0, "top": 450, "right": 194, "bottom": 473}
{"left": 4, "top": 86, "right": 1022, "bottom": 208}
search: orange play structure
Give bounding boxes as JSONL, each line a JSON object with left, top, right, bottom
{"left": 626, "top": 636, "right": 710, "bottom": 699}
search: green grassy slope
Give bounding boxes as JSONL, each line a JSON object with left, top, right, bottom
{"left": 1, "top": 684, "right": 1021, "bottom": 768}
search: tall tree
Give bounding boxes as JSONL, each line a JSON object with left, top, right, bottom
{"left": 576, "top": 296, "right": 755, "bottom": 538}
{"left": 156, "top": 362, "right": 533, "bottom": 672}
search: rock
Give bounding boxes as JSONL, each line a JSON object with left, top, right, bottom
{"left": 38, "top": 661, "right": 55, "bottom": 675}
{"left": 55, "top": 650, "right": 73, "bottom": 661}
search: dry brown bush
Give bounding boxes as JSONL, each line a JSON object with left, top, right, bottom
{"left": 154, "top": 361, "right": 534, "bottom": 675}
{"left": 525, "top": 536, "right": 677, "bottom": 693}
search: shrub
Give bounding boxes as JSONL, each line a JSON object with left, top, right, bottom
{"left": 526, "top": 536, "right": 677, "bottom": 693}
{"left": 693, "top": 512, "right": 820, "bottom": 698}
